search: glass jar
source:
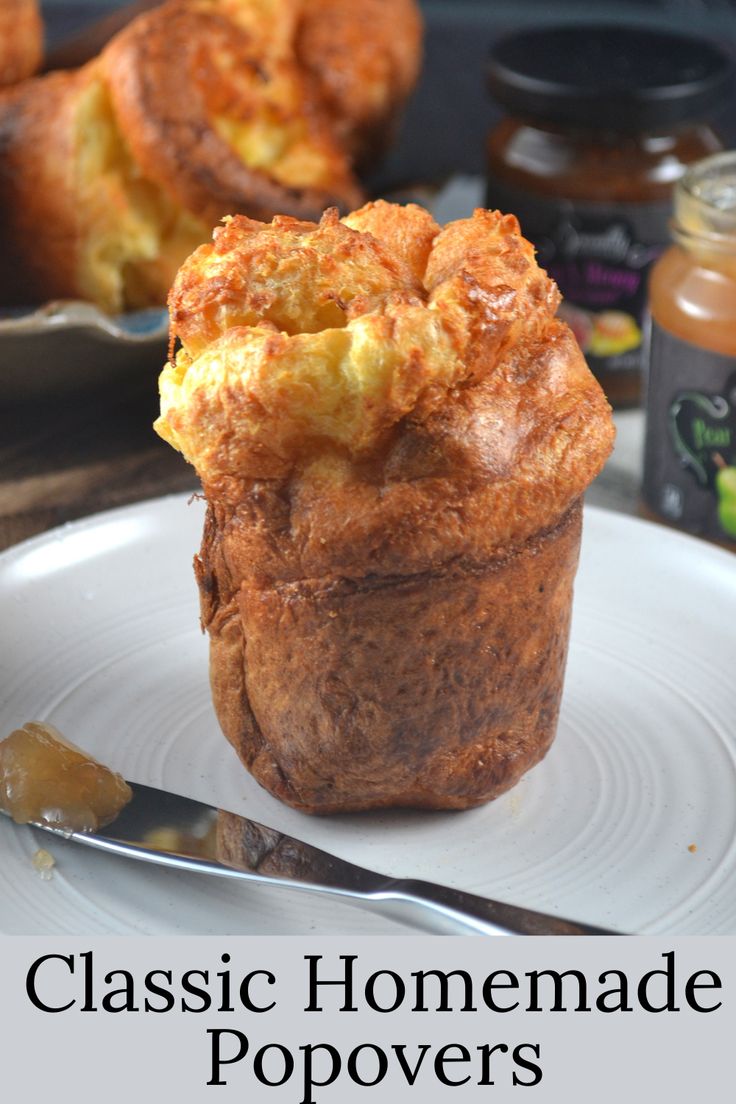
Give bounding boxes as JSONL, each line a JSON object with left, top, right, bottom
{"left": 486, "top": 25, "right": 733, "bottom": 407}
{"left": 643, "top": 152, "right": 736, "bottom": 548}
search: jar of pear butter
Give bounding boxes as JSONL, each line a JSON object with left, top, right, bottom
{"left": 643, "top": 152, "right": 736, "bottom": 548}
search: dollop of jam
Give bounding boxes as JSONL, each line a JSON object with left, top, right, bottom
{"left": 0, "top": 721, "right": 132, "bottom": 833}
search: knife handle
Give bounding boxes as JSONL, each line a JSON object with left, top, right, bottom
{"left": 380, "top": 879, "right": 621, "bottom": 937}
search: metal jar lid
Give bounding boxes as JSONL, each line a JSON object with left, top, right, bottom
{"left": 488, "top": 25, "right": 735, "bottom": 132}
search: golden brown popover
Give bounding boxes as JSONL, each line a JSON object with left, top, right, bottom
{"left": 293, "top": 0, "right": 423, "bottom": 164}
{"left": 0, "top": 0, "right": 43, "bottom": 87}
{"left": 0, "top": 63, "right": 211, "bottom": 310}
{"left": 0, "top": 0, "right": 420, "bottom": 310}
{"left": 102, "top": 2, "right": 363, "bottom": 230}
{"left": 212, "top": 0, "right": 423, "bottom": 163}
{"left": 156, "top": 202, "right": 614, "bottom": 814}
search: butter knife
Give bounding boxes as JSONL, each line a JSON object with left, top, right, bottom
{"left": 3, "top": 782, "right": 620, "bottom": 937}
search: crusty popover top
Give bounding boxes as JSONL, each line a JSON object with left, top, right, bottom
{"left": 156, "top": 202, "right": 614, "bottom": 576}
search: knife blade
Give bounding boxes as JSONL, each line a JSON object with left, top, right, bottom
{"left": 2, "top": 781, "right": 621, "bottom": 937}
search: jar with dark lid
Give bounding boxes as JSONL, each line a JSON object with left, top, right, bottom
{"left": 486, "top": 24, "right": 734, "bottom": 407}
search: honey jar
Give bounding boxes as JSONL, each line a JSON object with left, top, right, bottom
{"left": 486, "top": 25, "right": 733, "bottom": 406}
{"left": 643, "top": 151, "right": 736, "bottom": 548}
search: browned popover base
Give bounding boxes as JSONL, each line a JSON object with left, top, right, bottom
{"left": 197, "top": 499, "right": 582, "bottom": 813}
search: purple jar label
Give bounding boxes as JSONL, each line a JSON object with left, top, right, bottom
{"left": 485, "top": 179, "right": 670, "bottom": 378}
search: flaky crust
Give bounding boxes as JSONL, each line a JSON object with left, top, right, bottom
{"left": 158, "top": 202, "right": 614, "bottom": 812}
{"left": 159, "top": 204, "right": 607, "bottom": 546}
{"left": 0, "top": 0, "right": 42, "bottom": 88}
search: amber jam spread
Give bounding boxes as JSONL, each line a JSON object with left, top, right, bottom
{"left": 486, "top": 25, "right": 733, "bottom": 407}
{"left": 643, "top": 153, "right": 736, "bottom": 547}
{"left": 0, "top": 721, "right": 132, "bottom": 832}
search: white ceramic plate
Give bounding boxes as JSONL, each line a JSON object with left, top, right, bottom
{"left": 1, "top": 496, "right": 735, "bottom": 935}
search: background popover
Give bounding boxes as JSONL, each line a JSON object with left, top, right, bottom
{"left": 0, "top": 0, "right": 421, "bottom": 311}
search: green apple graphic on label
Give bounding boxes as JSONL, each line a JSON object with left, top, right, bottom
{"left": 667, "top": 382, "right": 736, "bottom": 541}
{"left": 715, "top": 459, "right": 736, "bottom": 539}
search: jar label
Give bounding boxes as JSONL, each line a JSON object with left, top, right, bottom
{"left": 485, "top": 181, "right": 669, "bottom": 379}
{"left": 643, "top": 319, "right": 736, "bottom": 543}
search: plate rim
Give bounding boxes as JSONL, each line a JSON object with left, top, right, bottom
{"left": 0, "top": 301, "right": 168, "bottom": 344}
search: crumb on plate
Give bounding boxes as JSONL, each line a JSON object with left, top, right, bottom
{"left": 32, "top": 847, "right": 55, "bottom": 880}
